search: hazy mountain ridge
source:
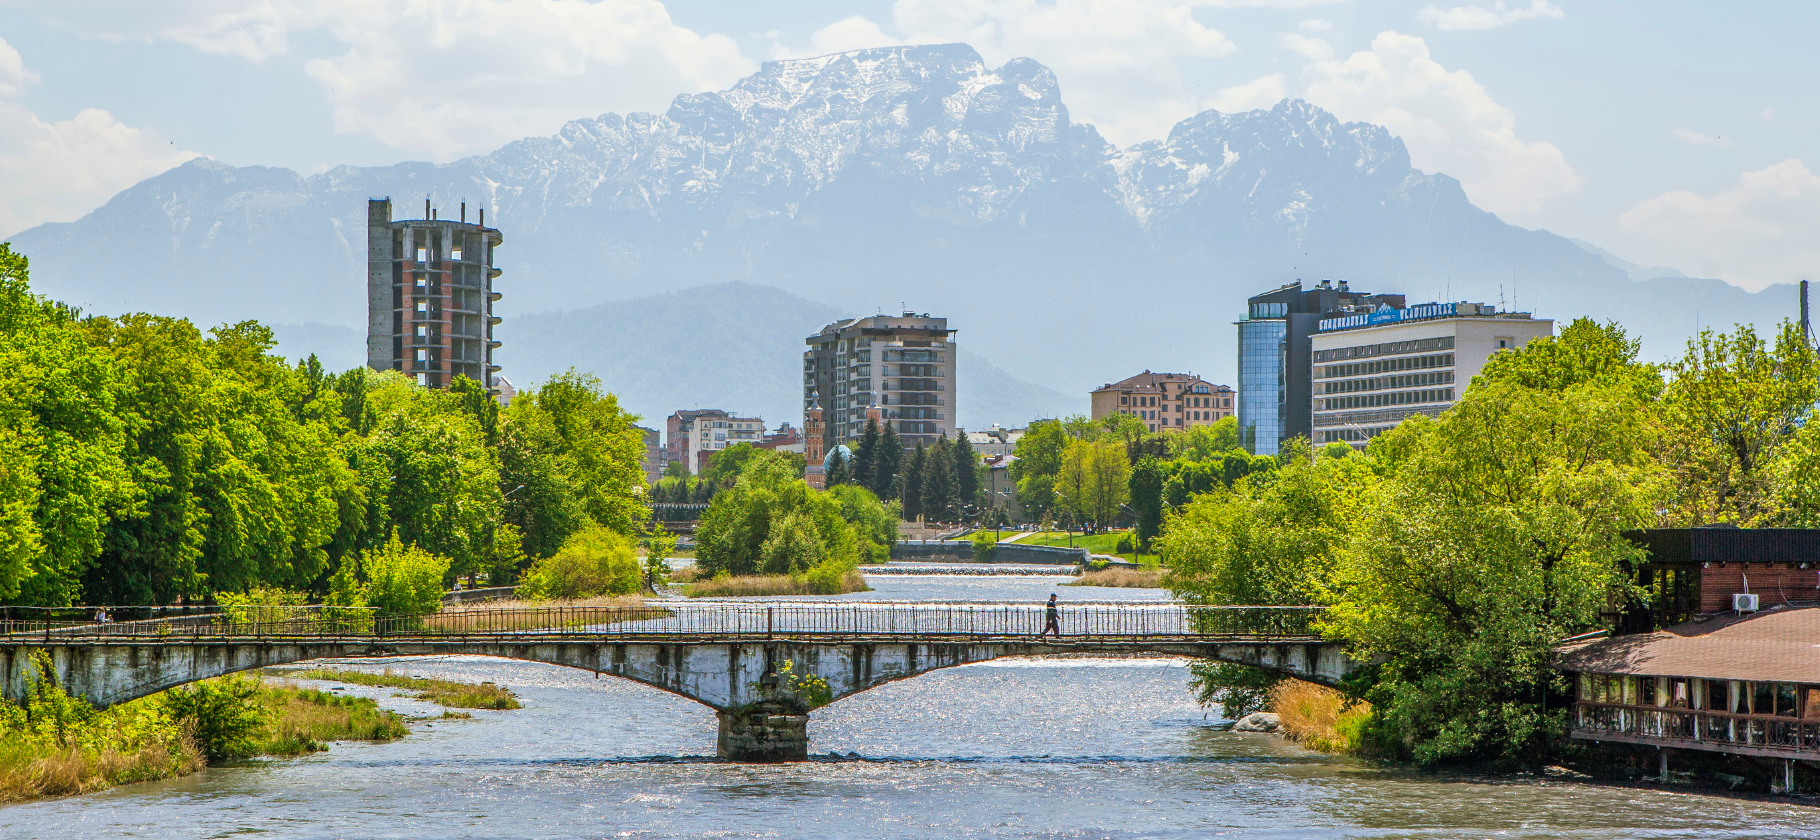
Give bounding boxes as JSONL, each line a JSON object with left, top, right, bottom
{"left": 9, "top": 43, "right": 1797, "bottom": 396}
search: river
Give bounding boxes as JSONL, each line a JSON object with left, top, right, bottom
{"left": 3, "top": 572, "right": 1812, "bottom": 838}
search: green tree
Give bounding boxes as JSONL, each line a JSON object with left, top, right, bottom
{"left": 824, "top": 448, "right": 850, "bottom": 489}
{"left": 1659, "top": 321, "right": 1816, "bottom": 526}
{"left": 695, "top": 451, "right": 862, "bottom": 577}
{"left": 1129, "top": 456, "right": 1163, "bottom": 552}
{"left": 1083, "top": 440, "right": 1131, "bottom": 529}
{"left": 902, "top": 443, "right": 925, "bottom": 521}
{"left": 1327, "top": 329, "right": 1665, "bottom": 768}
{"left": 871, "top": 421, "right": 902, "bottom": 502}
{"left": 497, "top": 400, "right": 587, "bottom": 560}
{"left": 953, "top": 430, "right": 980, "bottom": 506}
{"left": 919, "top": 437, "right": 956, "bottom": 522}
{"left": 0, "top": 244, "right": 133, "bottom": 605}
{"left": 516, "top": 370, "right": 647, "bottom": 535}
{"left": 1166, "top": 416, "right": 1243, "bottom": 461}
{"left": 516, "top": 524, "right": 641, "bottom": 599}
{"left": 851, "top": 418, "right": 880, "bottom": 490}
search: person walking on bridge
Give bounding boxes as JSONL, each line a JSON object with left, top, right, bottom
{"left": 1040, "top": 594, "right": 1061, "bottom": 638}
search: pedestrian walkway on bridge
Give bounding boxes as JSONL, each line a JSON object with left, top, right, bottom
{"left": 2, "top": 601, "right": 1351, "bottom": 761}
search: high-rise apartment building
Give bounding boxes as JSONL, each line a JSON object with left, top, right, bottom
{"left": 366, "top": 198, "right": 504, "bottom": 389}
{"left": 1236, "top": 281, "right": 1401, "bottom": 455}
{"left": 804, "top": 313, "right": 957, "bottom": 452}
{"left": 1090, "top": 371, "right": 1233, "bottom": 433}
{"left": 1311, "top": 302, "right": 1553, "bottom": 446}
{"left": 663, "top": 409, "right": 766, "bottom": 474}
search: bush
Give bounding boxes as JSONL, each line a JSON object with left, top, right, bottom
{"left": 162, "top": 676, "right": 268, "bottom": 763}
{"left": 516, "top": 525, "right": 641, "bottom": 599}
{"left": 1114, "top": 534, "right": 1134, "bottom": 554}
{"left": 361, "top": 536, "right": 451, "bottom": 617}
{"left": 216, "top": 587, "right": 307, "bottom": 623}
{"left": 802, "top": 556, "right": 860, "bottom": 595}
{"left": 971, "top": 529, "right": 998, "bottom": 562}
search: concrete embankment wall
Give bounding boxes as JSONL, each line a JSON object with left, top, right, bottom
{"left": 891, "top": 541, "right": 1088, "bottom": 565}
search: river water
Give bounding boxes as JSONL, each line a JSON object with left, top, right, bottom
{"left": 3, "top": 573, "right": 1813, "bottom": 839}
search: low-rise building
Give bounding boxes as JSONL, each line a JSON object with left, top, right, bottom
{"left": 1090, "top": 372, "right": 1233, "bottom": 433}
{"left": 981, "top": 454, "right": 1024, "bottom": 521}
{"left": 967, "top": 425, "right": 1024, "bottom": 457}
{"left": 1310, "top": 302, "right": 1552, "bottom": 447}
{"left": 1555, "top": 527, "right": 1820, "bottom": 790}
{"left": 757, "top": 423, "right": 803, "bottom": 453}
{"left": 663, "top": 409, "right": 765, "bottom": 474}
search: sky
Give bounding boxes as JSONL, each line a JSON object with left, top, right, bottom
{"left": 0, "top": 1, "right": 1813, "bottom": 292}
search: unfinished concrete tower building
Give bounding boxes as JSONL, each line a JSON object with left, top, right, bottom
{"left": 366, "top": 198, "right": 504, "bottom": 390}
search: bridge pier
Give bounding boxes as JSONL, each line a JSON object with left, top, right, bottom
{"left": 717, "top": 702, "right": 809, "bottom": 762}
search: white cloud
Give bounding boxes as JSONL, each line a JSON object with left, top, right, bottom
{"left": 1762, "top": 108, "right": 1777, "bottom": 121}
{"left": 0, "top": 35, "right": 38, "bottom": 96}
{"left": 1207, "top": 74, "right": 1286, "bottom": 113}
{"left": 1302, "top": 31, "right": 1579, "bottom": 216}
{"left": 1672, "top": 128, "right": 1731, "bottom": 148}
{"left": 1, "top": 0, "right": 293, "bottom": 61}
{"left": 0, "top": 36, "right": 197, "bottom": 235}
{"left": 1298, "top": 19, "right": 1335, "bottom": 33}
{"left": 770, "top": 15, "right": 900, "bottom": 59}
{"left": 1416, "top": 1, "right": 1563, "bottom": 31}
{"left": 1278, "top": 32, "right": 1333, "bottom": 61}
{"left": 1193, "top": 0, "right": 1346, "bottom": 7}
{"left": 1619, "top": 159, "right": 1820, "bottom": 291}
{"left": 5, "top": 0, "right": 755, "bottom": 161}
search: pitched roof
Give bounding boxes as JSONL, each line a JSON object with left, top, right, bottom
{"left": 1556, "top": 606, "right": 1820, "bottom": 683}
{"left": 1092, "top": 371, "right": 1231, "bottom": 394}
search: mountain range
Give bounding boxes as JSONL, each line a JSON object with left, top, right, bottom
{"left": 6, "top": 43, "right": 1797, "bottom": 426}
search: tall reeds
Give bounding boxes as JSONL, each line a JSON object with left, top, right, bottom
{"left": 1268, "top": 679, "right": 1374, "bottom": 754}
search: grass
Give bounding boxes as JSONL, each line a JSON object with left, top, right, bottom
{"left": 1065, "top": 567, "right": 1165, "bottom": 588}
{"left": 0, "top": 738, "right": 199, "bottom": 804}
{"left": 1019, "top": 530, "right": 1160, "bottom": 565}
{"left": 250, "top": 684, "right": 410, "bottom": 755}
{"left": 1268, "top": 679, "right": 1374, "bottom": 754}
{"left": 683, "top": 570, "right": 870, "bottom": 597}
{"left": 279, "top": 668, "right": 521, "bottom": 710}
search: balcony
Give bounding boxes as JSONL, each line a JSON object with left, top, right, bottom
{"left": 1572, "top": 701, "right": 1820, "bottom": 759}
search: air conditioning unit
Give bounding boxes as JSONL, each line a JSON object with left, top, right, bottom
{"left": 1733, "top": 593, "right": 1760, "bottom": 612}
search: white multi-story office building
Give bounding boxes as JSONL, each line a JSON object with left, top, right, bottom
{"left": 1310, "top": 302, "right": 1553, "bottom": 447}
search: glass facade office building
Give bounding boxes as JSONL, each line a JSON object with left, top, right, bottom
{"left": 1237, "top": 318, "right": 1286, "bottom": 455}
{"left": 1236, "top": 281, "right": 1401, "bottom": 455}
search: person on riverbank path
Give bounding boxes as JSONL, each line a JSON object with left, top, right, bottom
{"left": 1041, "top": 594, "right": 1060, "bottom": 637}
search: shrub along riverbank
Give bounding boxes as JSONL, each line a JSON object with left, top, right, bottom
{"left": 0, "top": 663, "right": 412, "bottom": 803}
{"left": 0, "top": 656, "right": 533, "bottom": 804}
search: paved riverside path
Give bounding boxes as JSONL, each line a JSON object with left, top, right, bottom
{"left": 1, "top": 602, "right": 1352, "bottom": 762}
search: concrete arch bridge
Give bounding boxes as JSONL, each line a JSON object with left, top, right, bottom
{"left": 0, "top": 602, "right": 1354, "bottom": 761}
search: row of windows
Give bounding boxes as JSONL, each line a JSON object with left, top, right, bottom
{"left": 1119, "top": 394, "right": 1232, "bottom": 408}
{"left": 1321, "top": 371, "right": 1455, "bottom": 395}
{"left": 1317, "top": 353, "right": 1454, "bottom": 380}
{"left": 1313, "top": 336, "right": 1455, "bottom": 363}
{"left": 1320, "top": 388, "right": 1455, "bottom": 411}
{"left": 1117, "top": 408, "right": 1230, "bottom": 422}
{"left": 1318, "top": 428, "right": 1385, "bottom": 444}
{"left": 1580, "top": 673, "right": 1820, "bottom": 719}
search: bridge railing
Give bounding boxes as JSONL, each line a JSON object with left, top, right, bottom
{"left": 0, "top": 602, "right": 1325, "bottom": 642}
